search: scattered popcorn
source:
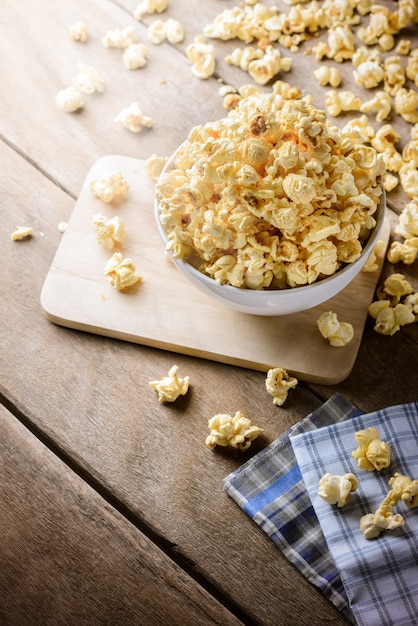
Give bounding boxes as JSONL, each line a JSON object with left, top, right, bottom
{"left": 165, "top": 18, "right": 185, "bottom": 45}
{"left": 265, "top": 367, "right": 298, "bottom": 406}
{"left": 357, "top": 5, "right": 396, "bottom": 49}
{"left": 145, "top": 154, "right": 169, "bottom": 182}
{"left": 205, "top": 411, "right": 263, "bottom": 451}
{"left": 317, "top": 311, "right": 354, "bottom": 347}
{"left": 395, "top": 200, "right": 418, "bottom": 238}
{"left": 394, "top": 87, "right": 418, "bottom": 124}
{"left": 399, "top": 161, "right": 418, "bottom": 198}
{"left": 104, "top": 252, "right": 142, "bottom": 290}
{"left": 89, "top": 171, "right": 129, "bottom": 203}
{"left": 102, "top": 26, "right": 135, "bottom": 49}
{"left": 93, "top": 214, "right": 125, "bottom": 249}
{"left": 371, "top": 123, "right": 400, "bottom": 153}
{"left": 134, "top": 0, "right": 167, "bottom": 21}
{"left": 325, "top": 89, "right": 362, "bottom": 117}
{"left": 186, "top": 36, "right": 216, "bottom": 79}
{"left": 383, "top": 56, "right": 406, "bottom": 96}
{"left": 387, "top": 237, "right": 418, "bottom": 264}
{"left": 318, "top": 472, "right": 359, "bottom": 508}
{"left": 377, "top": 272, "right": 414, "bottom": 303}
{"left": 114, "top": 102, "right": 153, "bottom": 133}
{"left": 406, "top": 49, "right": 418, "bottom": 88}
{"left": 122, "top": 43, "right": 149, "bottom": 70}
{"left": 360, "top": 509, "right": 404, "bottom": 539}
{"left": 147, "top": 19, "right": 166, "bottom": 44}
{"left": 58, "top": 221, "right": 68, "bottom": 233}
{"left": 156, "top": 96, "right": 384, "bottom": 291}
{"left": 56, "top": 86, "right": 83, "bottom": 112}
{"left": 69, "top": 21, "right": 88, "bottom": 43}
{"left": 369, "top": 300, "right": 415, "bottom": 334}
{"left": 360, "top": 91, "right": 391, "bottom": 122}
{"left": 10, "top": 226, "right": 33, "bottom": 240}
{"left": 340, "top": 115, "right": 375, "bottom": 145}
{"left": 404, "top": 292, "right": 418, "bottom": 320}
{"left": 148, "top": 18, "right": 184, "bottom": 44}
{"left": 360, "top": 472, "right": 418, "bottom": 539}
{"left": 313, "top": 65, "right": 341, "bottom": 88}
{"left": 326, "top": 24, "right": 356, "bottom": 63}
{"left": 353, "top": 60, "right": 385, "bottom": 89}
{"left": 403, "top": 137, "right": 418, "bottom": 163}
{"left": 395, "top": 39, "right": 411, "bottom": 55}
{"left": 149, "top": 365, "right": 190, "bottom": 403}
{"left": 271, "top": 80, "right": 301, "bottom": 100}
{"left": 389, "top": 472, "right": 418, "bottom": 508}
{"left": 226, "top": 45, "right": 292, "bottom": 86}
{"left": 352, "top": 45, "right": 382, "bottom": 69}
{"left": 352, "top": 426, "right": 391, "bottom": 471}
{"left": 74, "top": 64, "right": 105, "bottom": 94}
{"left": 203, "top": 4, "right": 276, "bottom": 43}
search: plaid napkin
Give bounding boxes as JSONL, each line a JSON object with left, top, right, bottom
{"left": 291, "top": 402, "right": 418, "bottom": 626}
{"left": 224, "top": 394, "right": 361, "bottom": 623}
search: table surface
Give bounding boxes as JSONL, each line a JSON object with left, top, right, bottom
{"left": 1, "top": 1, "right": 417, "bottom": 625}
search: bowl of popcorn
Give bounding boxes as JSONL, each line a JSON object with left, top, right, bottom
{"left": 155, "top": 96, "right": 386, "bottom": 316}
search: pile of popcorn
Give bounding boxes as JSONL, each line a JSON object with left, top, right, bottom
{"left": 156, "top": 95, "right": 385, "bottom": 290}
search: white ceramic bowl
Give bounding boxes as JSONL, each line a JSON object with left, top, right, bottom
{"left": 155, "top": 183, "right": 386, "bottom": 317}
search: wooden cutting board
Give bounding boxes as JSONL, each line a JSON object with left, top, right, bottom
{"left": 41, "top": 156, "right": 390, "bottom": 384}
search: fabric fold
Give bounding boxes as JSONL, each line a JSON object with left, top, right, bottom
{"left": 224, "top": 393, "right": 361, "bottom": 622}
{"left": 291, "top": 402, "right": 418, "bottom": 626}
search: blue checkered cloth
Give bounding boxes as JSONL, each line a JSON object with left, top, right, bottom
{"left": 224, "top": 394, "right": 360, "bottom": 623}
{"left": 291, "top": 402, "right": 418, "bottom": 626}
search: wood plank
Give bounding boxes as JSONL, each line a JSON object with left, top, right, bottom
{"left": 0, "top": 404, "right": 244, "bottom": 626}
{"left": 1, "top": 142, "right": 346, "bottom": 625}
{"left": 41, "top": 155, "right": 390, "bottom": 384}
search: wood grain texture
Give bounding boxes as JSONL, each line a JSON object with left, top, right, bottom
{"left": 0, "top": 404, "right": 243, "bottom": 626}
{"left": 41, "top": 155, "right": 390, "bottom": 384}
{"left": 1, "top": 1, "right": 418, "bottom": 625}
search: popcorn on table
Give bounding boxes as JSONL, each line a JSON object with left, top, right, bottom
{"left": 186, "top": 36, "right": 216, "bottom": 79}
{"left": 317, "top": 311, "right": 354, "bottom": 347}
{"left": 102, "top": 26, "right": 135, "bottom": 49}
{"left": 93, "top": 214, "right": 125, "bottom": 249}
{"left": 368, "top": 272, "right": 416, "bottom": 335}
{"left": 89, "top": 171, "right": 129, "bottom": 203}
{"left": 122, "top": 43, "right": 149, "bottom": 70}
{"left": 205, "top": 411, "right": 263, "bottom": 451}
{"left": 134, "top": 0, "right": 167, "bottom": 21}
{"left": 10, "top": 226, "right": 33, "bottom": 240}
{"left": 149, "top": 365, "right": 190, "bottom": 403}
{"left": 147, "top": 18, "right": 184, "bottom": 45}
{"left": 56, "top": 86, "right": 83, "bottom": 112}
{"left": 265, "top": 367, "right": 298, "bottom": 406}
{"left": 104, "top": 252, "right": 142, "bottom": 291}
{"left": 313, "top": 65, "right": 341, "bottom": 88}
{"left": 69, "top": 21, "right": 88, "bottom": 43}
{"left": 114, "top": 103, "right": 153, "bottom": 133}
{"left": 74, "top": 64, "right": 105, "bottom": 94}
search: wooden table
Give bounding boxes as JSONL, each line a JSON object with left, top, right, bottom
{"left": 1, "top": 1, "right": 417, "bottom": 624}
